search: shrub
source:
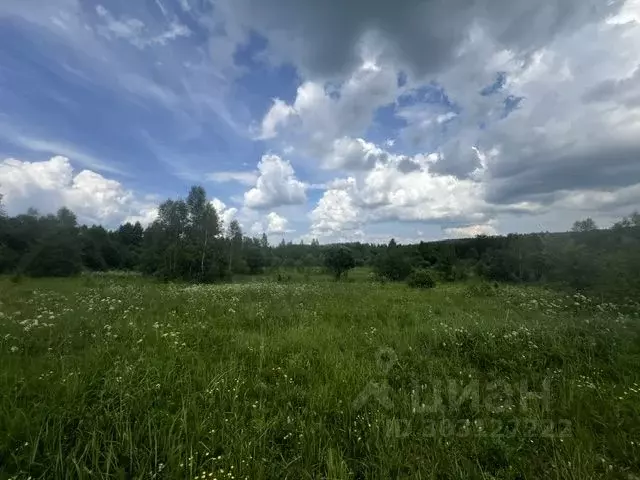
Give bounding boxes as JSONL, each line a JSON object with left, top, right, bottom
{"left": 407, "top": 269, "right": 436, "bottom": 289}
{"left": 465, "top": 280, "right": 499, "bottom": 297}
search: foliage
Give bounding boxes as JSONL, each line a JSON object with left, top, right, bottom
{"left": 21, "top": 233, "right": 82, "bottom": 277}
{"left": 571, "top": 217, "right": 598, "bottom": 232}
{"left": 1, "top": 183, "right": 640, "bottom": 304}
{"left": 245, "top": 245, "right": 266, "bottom": 274}
{"left": 9, "top": 208, "right": 83, "bottom": 277}
{"left": 465, "top": 280, "right": 499, "bottom": 297}
{"left": 323, "top": 246, "right": 356, "bottom": 279}
{"left": 373, "top": 239, "right": 412, "bottom": 281}
{"left": 406, "top": 268, "right": 436, "bottom": 289}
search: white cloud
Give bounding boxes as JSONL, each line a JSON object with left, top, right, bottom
{"left": 245, "top": 0, "right": 640, "bottom": 240}
{"left": 250, "top": 212, "right": 291, "bottom": 235}
{"left": 244, "top": 154, "right": 306, "bottom": 209}
{"left": 422, "top": 12, "right": 640, "bottom": 195}
{"left": 0, "top": 156, "right": 156, "bottom": 227}
{"left": 258, "top": 59, "right": 401, "bottom": 160}
{"left": 258, "top": 99, "right": 295, "bottom": 139}
{"left": 265, "top": 212, "right": 290, "bottom": 234}
{"left": 443, "top": 223, "right": 499, "bottom": 238}
{"left": 95, "top": 4, "right": 191, "bottom": 49}
{"left": 4, "top": 0, "right": 640, "bottom": 242}
{"left": 324, "top": 137, "right": 388, "bottom": 171}
{"left": 310, "top": 181, "right": 362, "bottom": 236}
{"left": 210, "top": 197, "right": 238, "bottom": 229}
{"left": 207, "top": 170, "right": 258, "bottom": 186}
{"left": 151, "top": 21, "right": 191, "bottom": 46}
{"left": 309, "top": 140, "right": 491, "bottom": 236}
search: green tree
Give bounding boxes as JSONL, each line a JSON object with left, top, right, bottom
{"left": 155, "top": 198, "right": 189, "bottom": 278}
{"left": 186, "top": 186, "right": 220, "bottom": 281}
{"left": 572, "top": 217, "right": 598, "bottom": 232}
{"left": 21, "top": 208, "right": 82, "bottom": 277}
{"left": 228, "top": 219, "right": 245, "bottom": 274}
{"left": 245, "top": 245, "right": 266, "bottom": 274}
{"left": 324, "top": 246, "right": 356, "bottom": 280}
{"left": 374, "top": 240, "right": 412, "bottom": 281}
{"left": 141, "top": 186, "right": 224, "bottom": 282}
{"left": 613, "top": 211, "right": 640, "bottom": 229}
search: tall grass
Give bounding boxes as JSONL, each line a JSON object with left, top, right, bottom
{"left": 1, "top": 276, "right": 639, "bottom": 479}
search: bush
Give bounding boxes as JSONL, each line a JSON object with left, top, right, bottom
{"left": 407, "top": 269, "right": 436, "bottom": 289}
{"left": 465, "top": 280, "right": 499, "bottom": 297}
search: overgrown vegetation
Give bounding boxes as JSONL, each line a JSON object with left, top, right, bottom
{"left": 406, "top": 268, "right": 436, "bottom": 289}
{"left": 1, "top": 186, "right": 640, "bottom": 302}
{"left": 1, "top": 276, "right": 639, "bottom": 478}
{"left": 3, "top": 189, "right": 640, "bottom": 477}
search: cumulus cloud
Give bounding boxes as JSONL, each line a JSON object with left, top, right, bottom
{"left": 258, "top": 60, "right": 400, "bottom": 159}
{"left": 265, "top": 212, "right": 290, "bottom": 234}
{"left": 0, "top": 156, "right": 156, "bottom": 227}
{"left": 322, "top": 136, "right": 434, "bottom": 172}
{"left": 250, "top": 212, "right": 291, "bottom": 235}
{"left": 310, "top": 184, "right": 362, "bottom": 236}
{"left": 5, "top": 0, "right": 640, "bottom": 242}
{"left": 309, "top": 141, "right": 491, "bottom": 237}
{"left": 210, "top": 197, "right": 238, "bottom": 229}
{"left": 324, "top": 137, "right": 388, "bottom": 171}
{"left": 247, "top": 0, "right": 640, "bottom": 239}
{"left": 244, "top": 154, "right": 306, "bottom": 209}
{"left": 258, "top": 99, "right": 295, "bottom": 140}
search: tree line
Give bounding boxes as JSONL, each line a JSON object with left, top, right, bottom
{"left": 0, "top": 187, "right": 270, "bottom": 281}
{"left": 1, "top": 187, "right": 639, "bottom": 302}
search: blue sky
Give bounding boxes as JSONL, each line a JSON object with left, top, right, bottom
{"left": 1, "top": 0, "right": 640, "bottom": 242}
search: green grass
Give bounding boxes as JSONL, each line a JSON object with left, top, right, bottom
{"left": 1, "top": 275, "right": 640, "bottom": 479}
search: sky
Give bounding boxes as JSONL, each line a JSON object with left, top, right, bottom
{"left": 1, "top": 0, "right": 640, "bottom": 244}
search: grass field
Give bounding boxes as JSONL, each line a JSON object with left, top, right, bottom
{"left": 1, "top": 275, "right": 640, "bottom": 479}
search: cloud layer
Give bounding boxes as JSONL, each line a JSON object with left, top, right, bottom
{"left": 1, "top": 0, "right": 639, "bottom": 242}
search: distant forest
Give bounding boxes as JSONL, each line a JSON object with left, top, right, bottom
{"left": 1, "top": 187, "right": 639, "bottom": 302}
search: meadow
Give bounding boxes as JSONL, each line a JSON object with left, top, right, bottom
{"left": 1, "top": 273, "right": 640, "bottom": 479}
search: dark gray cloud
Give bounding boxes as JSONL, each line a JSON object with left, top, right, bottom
{"left": 396, "top": 157, "right": 421, "bottom": 174}
{"left": 220, "top": 0, "right": 622, "bottom": 79}
{"left": 583, "top": 65, "right": 640, "bottom": 106}
{"left": 486, "top": 142, "right": 640, "bottom": 205}
{"left": 431, "top": 139, "right": 482, "bottom": 178}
